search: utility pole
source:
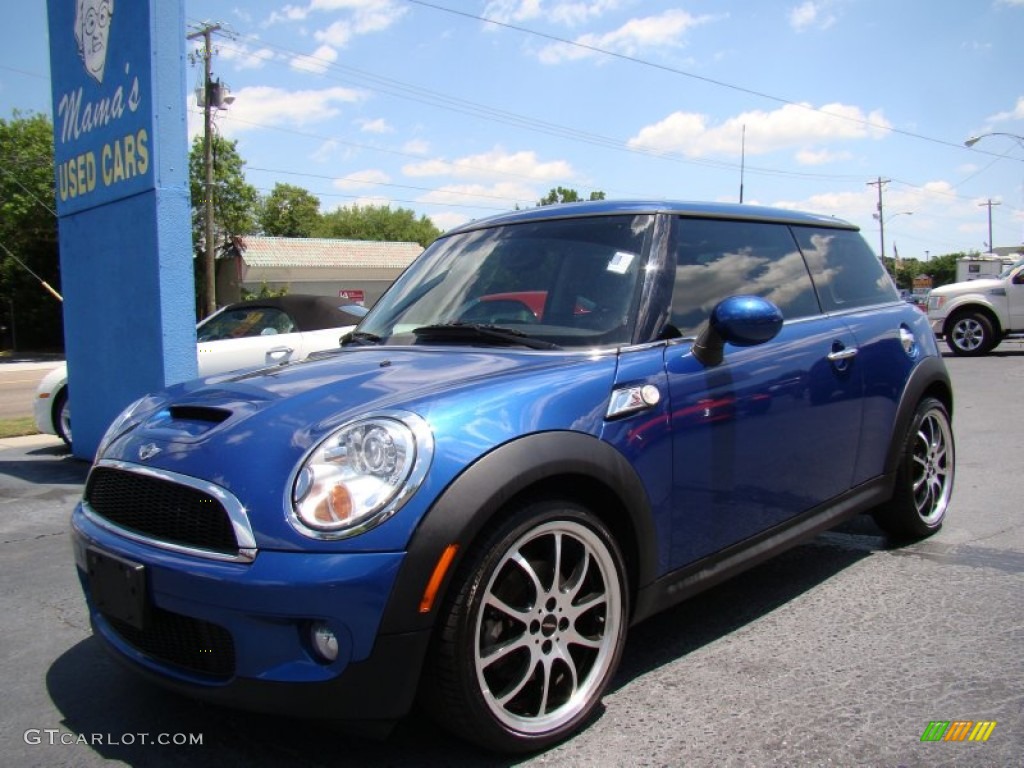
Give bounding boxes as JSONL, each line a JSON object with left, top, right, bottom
{"left": 188, "top": 23, "right": 221, "bottom": 318}
{"left": 867, "top": 177, "right": 891, "bottom": 259}
{"left": 979, "top": 199, "right": 1001, "bottom": 252}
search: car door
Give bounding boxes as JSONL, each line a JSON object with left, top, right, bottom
{"left": 1009, "top": 263, "right": 1024, "bottom": 330}
{"left": 196, "top": 305, "right": 301, "bottom": 375}
{"left": 663, "top": 218, "right": 864, "bottom": 568}
{"left": 791, "top": 225, "right": 922, "bottom": 486}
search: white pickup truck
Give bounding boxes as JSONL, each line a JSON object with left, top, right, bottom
{"left": 927, "top": 258, "right": 1024, "bottom": 355}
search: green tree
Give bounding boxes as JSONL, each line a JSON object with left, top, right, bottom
{"left": 922, "top": 252, "right": 964, "bottom": 288}
{"left": 0, "top": 111, "right": 62, "bottom": 351}
{"left": 538, "top": 187, "right": 606, "bottom": 206}
{"left": 314, "top": 204, "right": 441, "bottom": 247}
{"left": 260, "top": 183, "right": 322, "bottom": 237}
{"left": 189, "top": 134, "right": 259, "bottom": 311}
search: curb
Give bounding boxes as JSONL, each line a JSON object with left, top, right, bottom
{"left": 0, "top": 434, "right": 65, "bottom": 450}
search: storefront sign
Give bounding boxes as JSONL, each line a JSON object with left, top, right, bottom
{"left": 48, "top": 0, "right": 154, "bottom": 215}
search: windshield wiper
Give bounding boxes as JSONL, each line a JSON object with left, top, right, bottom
{"left": 412, "top": 323, "right": 561, "bottom": 350}
{"left": 341, "top": 330, "right": 383, "bottom": 346}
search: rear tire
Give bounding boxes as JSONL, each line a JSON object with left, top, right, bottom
{"left": 945, "top": 311, "right": 995, "bottom": 356}
{"left": 422, "top": 499, "right": 628, "bottom": 753}
{"left": 873, "top": 397, "right": 954, "bottom": 540}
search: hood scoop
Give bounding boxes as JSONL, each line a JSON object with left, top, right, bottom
{"left": 142, "top": 404, "right": 233, "bottom": 438}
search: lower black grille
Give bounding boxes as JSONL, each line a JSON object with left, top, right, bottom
{"left": 85, "top": 466, "right": 238, "bottom": 555}
{"left": 104, "top": 606, "right": 236, "bottom": 680}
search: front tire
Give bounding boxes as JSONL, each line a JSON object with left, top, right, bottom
{"left": 53, "top": 387, "right": 71, "bottom": 447}
{"left": 423, "top": 500, "right": 628, "bottom": 753}
{"left": 873, "top": 397, "right": 954, "bottom": 540}
{"left": 945, "top": 311, "right": 995, "bottom": 356}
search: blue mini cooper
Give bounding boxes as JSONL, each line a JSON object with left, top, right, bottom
{"left": 72, "top": 201, "right": 954, "bottom": 752}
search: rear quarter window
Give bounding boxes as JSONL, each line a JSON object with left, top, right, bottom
{"left": 792, "top": 227, "right": 898, "bottom": 312}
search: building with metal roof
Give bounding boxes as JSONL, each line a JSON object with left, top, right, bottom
{"left": 217, "top": 235, "right": 423, "bottom": 308}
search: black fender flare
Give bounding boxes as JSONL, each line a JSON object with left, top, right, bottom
{"left": 883, "top": 355, "right": 953, "bottom": 477}
{"left": 377, "top": 430, "right": 659, "bottom": 635}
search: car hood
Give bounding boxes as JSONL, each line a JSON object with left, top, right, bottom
{"left": 98, "top": 346, "right": 621, "bottom": 551}
{"left": 930, "top": 278, "right": 1004, "bottom": 296}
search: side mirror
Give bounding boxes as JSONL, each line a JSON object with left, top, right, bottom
{"left": 691, "top": 295, "right": 784, "bottom": 367}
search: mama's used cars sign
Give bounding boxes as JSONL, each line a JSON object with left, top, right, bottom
{"left": 48, "top": 0, "right": 154, "bottom": 214}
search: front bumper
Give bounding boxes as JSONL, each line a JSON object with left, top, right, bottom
{"left": 71, "top": 504, "right": 431, "bottom": 721}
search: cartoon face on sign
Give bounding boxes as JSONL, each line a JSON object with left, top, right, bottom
{"left": 74, "top": 0, "right": 114, "bottom": 84}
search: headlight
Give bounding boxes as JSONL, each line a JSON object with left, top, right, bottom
{"left": 289, "top": 411, "right": 433, "bottom": 539}
{"left": 927, "top": 295, "right": 945, "bottom": 311}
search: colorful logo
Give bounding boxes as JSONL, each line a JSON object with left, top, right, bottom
{"left": 921, "top": 721, "right": 997, "bottom": 742}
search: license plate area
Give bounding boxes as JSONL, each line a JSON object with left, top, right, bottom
{"left": 87, "top": 547, "right": 148, "bottom": 630}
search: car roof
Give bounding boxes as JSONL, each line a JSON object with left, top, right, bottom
{"left": 220, "top": 295, "right": 367, "bottom": 331}
{"left": 443, "top": 199, "right": 858, "bottom": 236}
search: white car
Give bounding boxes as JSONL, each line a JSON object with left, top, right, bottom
{"left": 34, "top": 295, "right": 366, "bottom": 445}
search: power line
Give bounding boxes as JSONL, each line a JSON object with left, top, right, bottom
{"left": 402, "top": 0, "right": 978, "bottom": 154}
{"left": 207, "top": 26, "right": 872, "bottom": 186}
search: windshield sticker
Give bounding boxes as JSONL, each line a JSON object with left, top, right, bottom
{"left": 607, "top": 252, "right": 635, "bottom": 274}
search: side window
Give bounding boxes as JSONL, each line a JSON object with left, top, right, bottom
{"left": 197, "top": 308, "right": 296, "bottom": 341}
{"left": 792, "top": 227, "right": 898, "bottom": 312}
{"left": 669, "top": 218, "right": 820, "bottom": 334}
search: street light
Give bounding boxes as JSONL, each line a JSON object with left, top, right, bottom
{"left": 872, "top": 210, "right": 913, "bottom": 262}
{"left": 964, "top": 132, "right": 1024, "bottom": 150}
{"left": 965, "top": 132, "right": 1024, "bottom": 250}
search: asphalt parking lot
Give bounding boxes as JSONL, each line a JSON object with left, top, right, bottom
{"left": 1, "top": 350, "right": 1021, "bottom": 767}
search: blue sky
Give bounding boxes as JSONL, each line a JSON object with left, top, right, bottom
{"left": 4, "top": 0, "right": 1023, "bottom": 258}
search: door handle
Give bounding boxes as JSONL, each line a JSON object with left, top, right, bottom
{"left": 267, "top": 346, "right": 294, "bottom": 359}
{"left": 827, "top": 346, "right": 858, "bottom": 362}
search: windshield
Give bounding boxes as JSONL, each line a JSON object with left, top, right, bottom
{"left": 356, "top": 214, "right": 653, "bottom": 349}
{"left": 999, "top": 258, "right": 1024, "bottom": 279}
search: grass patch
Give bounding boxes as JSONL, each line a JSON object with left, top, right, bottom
{"left": 0, "top": 417, "right": 39, "bottom": 439}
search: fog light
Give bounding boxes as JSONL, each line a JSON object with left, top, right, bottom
{"left": 310, "top": 621, "right": 339, "bottom": 663}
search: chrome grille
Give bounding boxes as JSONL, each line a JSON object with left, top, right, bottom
{"left": 85, "top": 465, "right": 241, "bottom": 557}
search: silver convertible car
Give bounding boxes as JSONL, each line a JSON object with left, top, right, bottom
{"left": 33, "top": 295, "right": 366, "bottom": 446}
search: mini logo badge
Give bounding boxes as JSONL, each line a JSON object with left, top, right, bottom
{"left": 138, "top": 443, "right": 161, "bottom": 461}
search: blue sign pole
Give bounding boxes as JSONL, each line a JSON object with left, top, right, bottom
{"left": 46, "top": 0, "right": 197, "bottom": 459}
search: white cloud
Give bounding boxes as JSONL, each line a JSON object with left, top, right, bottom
{"left": 333, "top": 169, "right": 392, "bottom": 190}
{"left": 403, "top": 138, "right": 431, "bottom": 155}
{"left": 429, "top": 210, "right": 473, "bottom": 233}
{"left": 628, "top": 102, "right": 892, "bottom": 159}
{"left": 795, "top": 148, "right": 852, "bottom": 165}
{"left": 274, "top": 0, "right": 406, "bottom": 79}
{"left": 269, "top": 0, "right": 407, "bottom": 39}
{"left": 482, "top": 0, "right": 545, "bottom": 23}
{"left": 358, "top": 118, "right": 393, "bottom": 134}
{"left": 310, "top": 140, "right": 340, "bottom": 163}
{"left": 789, "top": 1, "right": 837, "bottom": 32}
{"left": 418, "top": 181, "right": 539, "bottom": 208}
{"left": 216, "top": 41, "right": 276, "bottom": 70}
{"left": 538, "top": 9, "right": 714, "bottom": 63}
{"left": 403, "top": 147, "right": 573, "bottom": 181}
{"left": 986, "top": 95, "right": 1024, "bottom": 123}
{"left": 217, "top": 85, "right": 363, "bottom": 133}
{"left": 290, "top": 44, "right": 339, "bottom": 74}
{"left": 483, "top": 0, "right": 624, "bottom": 26}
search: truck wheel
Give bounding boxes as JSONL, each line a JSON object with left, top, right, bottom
{"left": 945, "top": 311, "right": 995, "bottom": 356}
{"left": 423, "top": 499, "right": 628, "bottom": 753}
{"left": 873, "top": 397, "right": 954, "bottom": 540}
